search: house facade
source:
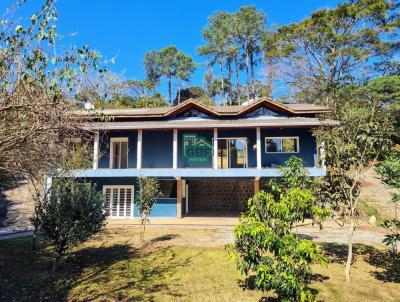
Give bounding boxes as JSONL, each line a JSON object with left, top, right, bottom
{"left": 73, "top": 98, "right": 336, "bottom": 219}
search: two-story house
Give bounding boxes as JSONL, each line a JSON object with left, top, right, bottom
{"left": 72, "top": 98, "right": 337, "bottom": 219}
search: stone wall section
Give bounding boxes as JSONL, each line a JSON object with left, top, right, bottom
{"left": 188, "top": 180, "right": 254, "bottom": 213}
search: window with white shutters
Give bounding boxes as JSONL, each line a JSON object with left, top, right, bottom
{"left": 103, "top": 186, "right": 134, "bottom": 218}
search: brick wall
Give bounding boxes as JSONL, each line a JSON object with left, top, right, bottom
{"left": 188, "top": 180, "right": 254, "bottom": 213}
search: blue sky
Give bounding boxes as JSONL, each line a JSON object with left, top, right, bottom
{"left": 1, "top": 0, "right": 343, "bottom": 99}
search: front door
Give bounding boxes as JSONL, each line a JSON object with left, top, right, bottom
{"left": 103, "top": 186, "right": 134, "bottom": 218}
{"left": 217, "top": 138, "right": 248, "bottom": 168}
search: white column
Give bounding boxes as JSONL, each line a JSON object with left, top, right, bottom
{"left": 213, "top": 128, "right": 218, "bottom": 169}
{"left": 256, "top": 127, "right": 261, "bottom": 169}
{"left": 137, "top": 130, "right": 142, "bottom": 169}
{"left": 173, "top": 129, "right": 178, "bottom": 169}
{"left": 93, "top": 131, "right": 99, "bottom": 169}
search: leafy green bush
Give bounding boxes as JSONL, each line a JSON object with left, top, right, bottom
{"left": 230, "top": 157, "right": 329, "bottom": 301}
{"left": 31, "top": 178, "right": 108, "bottom": 272}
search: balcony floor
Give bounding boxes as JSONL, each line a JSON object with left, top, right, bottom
{"left": 72, "top": 167, "right": 326, "bottom": 178}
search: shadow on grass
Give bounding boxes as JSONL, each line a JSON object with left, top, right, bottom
{"left": 149, "top": 233, "right": 180, "bottom": 243}
{"left": 0, "top": 236, "right": 191, "bottom": 301}
{"left": 321, "top": 242, "right": 400, "bottom": 283}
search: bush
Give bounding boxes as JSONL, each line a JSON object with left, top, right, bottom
{"left": 31, "top": 178, "right": 108, "bottom": 272}
{"left": 230, "top": 157, "right": 329, "bottom": 301}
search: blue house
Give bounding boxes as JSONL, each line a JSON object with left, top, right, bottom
{"left": 73, "top": 98, "right": 336, "bottom": 219}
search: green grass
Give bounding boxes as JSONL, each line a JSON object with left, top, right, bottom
{"left": 0, "top": 228, "right": 399, "bottom": 302}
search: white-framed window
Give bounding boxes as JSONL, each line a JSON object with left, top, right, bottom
{"left": 103, "top": 186, "right": 134, "bottom": 218}
{"left": 110, "top": 137, "right": 129, "bottom": 169}
{"left": 265, "top": 137, "right": 299, "bottom": 153}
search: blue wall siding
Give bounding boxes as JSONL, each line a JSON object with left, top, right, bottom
{"left": 85, "top": 177, "right": 178, "bottom": 218}
{"left": 99, "top": 131, "right": 137, "bottom": 169}
{"left": 218, "top": 129, "right": 257, "bottom": 168}
{"left": 261, "top": 128, "right": 316, "bottom": 167}
{"left": 142, "top": 130, "right": 173, "bottom": 168}
{"left": 134, "top": 198, "right": 177, "bottom": 217}
{"left": 178, "top": 130, "right": 213, "bottom": 168}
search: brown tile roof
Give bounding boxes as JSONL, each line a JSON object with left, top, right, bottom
{"left": 83, "top": 117, "right": 338, "bottom": 130}
{"left": 74, "top": 97, "right": 331, "bottom": 118}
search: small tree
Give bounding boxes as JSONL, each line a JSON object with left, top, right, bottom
{"left": 375, "top": 151, "right": 400, "bottom": 255}
{"left": 31, "top": 178, "right": 108, "bottom": 272}
{"left": 230, "top": 157, "right": 329, "bottom": 302}
{"left": 136, "top": 177, "right": 160, "bottom": 242}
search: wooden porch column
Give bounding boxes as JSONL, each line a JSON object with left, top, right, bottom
{"left": 256, "top": 127, "right": 261, "bottom": 169}
{"left": 93, "top": 131, "right": 99, "bottom": 169}
{"left": 137, "top": 130, "right": 142, "bottom": 169}
{"left": 213, "top": 128, "right": 218, "bottom": 169}
{"left": 254, "top": 177, "right": 260, "bottom": 194}
{"left": 173, "top": 129, "right": 178, "bottom": 169}
{"left": 177, "top": 178, "right": 183, "bottom": 218}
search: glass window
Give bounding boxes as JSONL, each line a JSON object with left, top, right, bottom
{"left": 282, "top": 138, "right": 298, "bottom": 153}
{"left": 110, "top": 139, "right": 128, "bottom": 169}
{"left": 217, "top": 138, "right": 247, "bottom": 168}
{"left": 265, "top": 137, "right": 299, "bottom": 153}
{"left": 266, "top": 138, "right": 282, "bottom": 153}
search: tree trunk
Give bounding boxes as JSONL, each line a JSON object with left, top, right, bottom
{"left": 250, "top": 52, "right": 255, "bottom": 98}
{"left": 178, "top": 82, "right": 181, "bottom": 104}
{"left": 228, "top": 59, "right": 233, "bottom": 105}
{"left": 245, "top": 48, "right": 250, "bottom": 101}
{"left": 220, "top": 60, "right": 225, "bottom": 105}
{"left": 168, "top": 74, "right": 172, "bottom": 106}
{"left": 266, "top": 58, "right": 273, "bottom": 98}
{"left": 345, "top": 220, "right": 355, "bottom": 282}
{"left": 51, "top": 253, "right": 61, "bottom": 274}
{"left": 234, "top": 55, "right": 241, "bottom": 105}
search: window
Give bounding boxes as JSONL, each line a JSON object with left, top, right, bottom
{"left": 265, "top": 137, "right": 299, "bottom": 153}
{"left": 110, "top": 138, "right": 128, "bottom": 169}
{"left": 103, "top": 186, "right": 134, "bottom": 218}
{"left": 217, "top": 138, "right": 248, "bottom": 168}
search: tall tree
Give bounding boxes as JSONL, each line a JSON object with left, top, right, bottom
{"left": 236, "top": 6, "right": 266, "bottom": 99}
{"left": 314, "top": 85, "right": 395, "bottom": 282}
{"left": 264, "top": 0, "right": 399, "bottom": 109}
{"left": 144, "top": 46, "right": 195, "bottom": 105}
{"left": 0, "top": 0, "right": 103, "bottom": 189}
{"left": 199, "top": 12, "right": 232, "bottom": 104}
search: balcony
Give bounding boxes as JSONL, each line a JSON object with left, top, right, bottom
{"left": 72, "top": 166, "right": 326, "bottom": 178}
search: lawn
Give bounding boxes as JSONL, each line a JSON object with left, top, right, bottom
{"left": 0, "top": 227, "right": 399, "bottom": 302}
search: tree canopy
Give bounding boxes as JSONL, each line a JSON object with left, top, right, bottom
{"left": 144, "top": 46, "right": 195, "bottom": 105}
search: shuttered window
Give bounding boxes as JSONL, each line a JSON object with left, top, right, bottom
{"left": 103, "top": 186, "right": 134, "bottom": 218}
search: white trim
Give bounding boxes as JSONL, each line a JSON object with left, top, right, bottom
{"left": 103, "top": 185, "right": 134, "bottom": 218}
{"left": 93, "top": 132, "right": 99, "bottom": 169}
{"left": 109, "top": 137, "right": 129, "bottom": 169}
{"left": 265, "top": 136, "right": 300, "bottom": 154}
{"left": 213, "top": 128, "right": 218, "bottom": 169}
{"left": 173, "top": 129, "right": 178, "bottom": 169}
{"left": 256, "top": 127, "right": 261, "bottom": 169}
{"left": 137, "top": 130, "right": 142, "bottom": 169}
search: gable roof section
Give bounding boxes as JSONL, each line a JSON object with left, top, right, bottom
{"left": 74, "top": 97, "right": 330, "bottom": 119}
